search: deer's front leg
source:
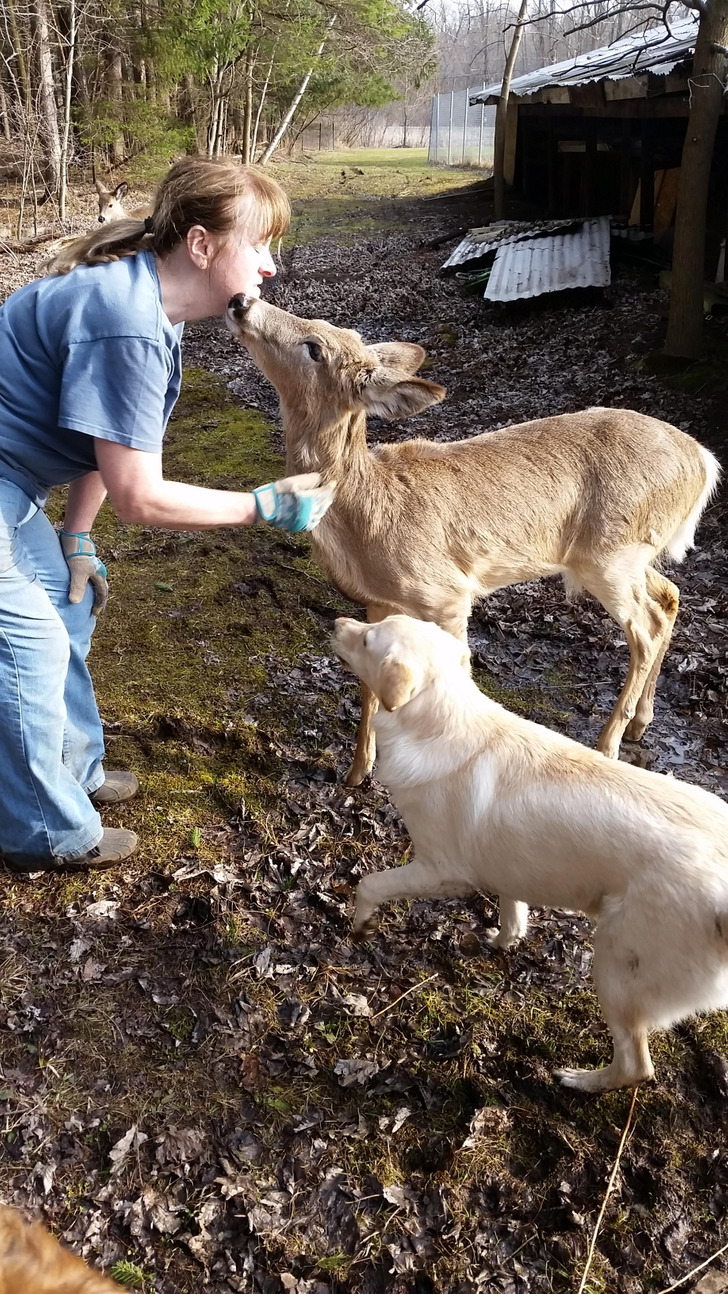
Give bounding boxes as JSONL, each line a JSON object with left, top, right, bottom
{"left": 346, "top": 681, "right": 379, "bottom": 787}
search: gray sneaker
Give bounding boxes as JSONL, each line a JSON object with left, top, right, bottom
{"left": 90, "top": 771, "right": 140, "bottom": 805}
{"left": 2, "top": 827, "right": 139, "bottom": 874}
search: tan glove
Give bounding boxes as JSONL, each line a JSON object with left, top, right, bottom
{"left": 252, "top": 472, "right": 335, "bottom": 532}
{"left": 60, "top": 530, "right": 109, "bottom": 616}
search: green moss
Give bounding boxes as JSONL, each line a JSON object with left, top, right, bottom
{"left": 472, "top": 664, "right": 572, "bottom": 725}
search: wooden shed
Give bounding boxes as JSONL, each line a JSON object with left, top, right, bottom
{"left": 470, "top": 19, "right": 728, "bottom": 273}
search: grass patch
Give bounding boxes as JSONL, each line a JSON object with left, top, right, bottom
{"left": 266, "top": 148, "right": 485, "bottom": 245}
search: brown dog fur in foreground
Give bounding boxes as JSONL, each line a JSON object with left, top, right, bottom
{"left": 0, "top": 1206, "right": 120, "bottom": 1294}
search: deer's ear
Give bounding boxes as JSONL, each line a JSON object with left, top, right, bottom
{"left": 376, "top": 657, "right": 420, "bottom": 711}
{"left": 362, "top": 373, "right": 446, "bottom": 422}
{"left": 368, "top": 341, "right": 427, "bottom": 375}
{"left": 114, "top": 182, "right": 129, "bottom": 200}
{"left": 94, "top": 178, "right": 108, "bottom": 195}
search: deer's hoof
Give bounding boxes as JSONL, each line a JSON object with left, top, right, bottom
{"left": 345, "top": 764, "right": 370, "bottom": 788}
{"left": 624, "top": 716, "right": 649, "bottom": 742}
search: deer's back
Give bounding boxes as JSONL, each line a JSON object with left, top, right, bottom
{"left": 312, "top": 407, "right": 708, "bottom": 611}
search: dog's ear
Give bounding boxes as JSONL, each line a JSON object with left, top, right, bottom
{"left": 377, "top": 657, "right": 419, "bottom": 711}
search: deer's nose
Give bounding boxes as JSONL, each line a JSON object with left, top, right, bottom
{"left": 228, "top": 294, "right": 252, "bottom": 317}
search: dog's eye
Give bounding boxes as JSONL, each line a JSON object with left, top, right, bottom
{"left": 305, "top": 340, "right": 323, "bottom": 363}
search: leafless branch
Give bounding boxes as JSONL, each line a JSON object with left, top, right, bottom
{"left": 503, "top": 3, "right": 662, "bottom": 38}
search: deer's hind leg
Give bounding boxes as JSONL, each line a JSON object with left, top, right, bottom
{"left": 345, "top": 603, "right": 398, "bottom": 787}
{"left": 624, "top": 568, "right": 679, "bottom": 742}
{"left": 579, "top": 550, "right": 673, "bottom": 760}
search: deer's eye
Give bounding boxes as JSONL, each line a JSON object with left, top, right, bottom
{"left": 305, "top": 341, "right": 323, "bottom": 363}
{"left": 363, "top": 631, "right": 371, "bottom": 648}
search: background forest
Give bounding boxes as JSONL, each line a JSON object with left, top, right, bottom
{"left": 0, "top": 0, "right": 436, "bottom": 222}
{"left": 0, "top": 0, "right": 649, "bottom": 232}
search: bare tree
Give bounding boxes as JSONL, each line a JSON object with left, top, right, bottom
{"left": 493, "top": 0, "right": 527, "bottom": 218}
{"left": 664, "top": 0, "right": 728, "bottom": 357}
{"left": 259, "top": 12, "right": 337, "bottom": 164}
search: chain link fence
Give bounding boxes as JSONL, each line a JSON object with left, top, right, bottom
{"left": 428, "top": 88, "right": 495, "bottom": 168}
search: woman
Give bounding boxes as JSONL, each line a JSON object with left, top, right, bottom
{"left": 0, "top": 156, "right": 333, "bottom": 874}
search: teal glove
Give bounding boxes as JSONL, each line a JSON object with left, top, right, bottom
{"left": 253, "top": 472, "right": 335, "bottom": 533}
{"left": 60, "top": 529, "right": 109, "bottom": 616}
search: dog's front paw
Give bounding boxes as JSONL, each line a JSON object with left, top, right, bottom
{"left": 486, "top": 927, "right": 516, "bottom": 951}
{"left": 352, "top": 917, "right": 378, "bottom": 944}
{"left": 554, "top": 1064, "right": 649, "bottom": 1093}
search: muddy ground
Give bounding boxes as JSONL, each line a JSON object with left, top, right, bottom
{"left": 0, "top": 165, "right": 727, "bottom": 1294}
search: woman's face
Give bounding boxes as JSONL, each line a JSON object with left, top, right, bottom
{"left": 207, "top": 233, "right": 276, "bottom": 313}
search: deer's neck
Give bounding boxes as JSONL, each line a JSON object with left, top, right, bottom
{"left": 283, "top": 408, "right": 370, "bottom": 479}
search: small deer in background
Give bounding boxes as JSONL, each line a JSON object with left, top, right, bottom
{"left": 94, "top": 178, "right": 151, "bottom": 225}
{"left": 227, "top": 295, "right": 720, "bottom": 786}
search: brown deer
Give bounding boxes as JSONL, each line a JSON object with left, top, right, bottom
{"left": 94, "top": 178, "right": 151, "bottom": 225}
{"left": 226, "top": 295, "right": 720, "bottom": 786}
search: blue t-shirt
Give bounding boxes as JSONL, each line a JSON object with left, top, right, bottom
{"left": 0, "top": 251, "right": 183, "bottom": 506}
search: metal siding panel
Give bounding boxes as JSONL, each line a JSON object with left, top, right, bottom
{"left": 442, "top": 218, "right": 586, "bottom": 270}
{"left": 484, "top": 217, "right": 611, "bottom": 301}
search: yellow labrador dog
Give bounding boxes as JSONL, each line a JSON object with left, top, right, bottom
{"left": 333, "top": 613, "right": 728, "bottom": 1093}
{"left": 0, "top": 1206, "right": 120, "bottom": 1293}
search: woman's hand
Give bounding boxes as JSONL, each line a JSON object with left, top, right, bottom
{"left": 252, "top": 473, "right": 335, "bottom": 532}
{"left": 60, "top": 530, "right": 109, "bottom": 615}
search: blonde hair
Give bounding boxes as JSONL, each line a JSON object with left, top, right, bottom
{"left": 42, "top": 156, "right": 291, "bottom": 276}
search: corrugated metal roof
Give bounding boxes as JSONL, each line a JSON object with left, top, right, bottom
{"left": 484, "top": 215, "right": 611, "bottom": 301}
{"left": 442, "top": 219, "right": 584, "bottom": 269}
{"left": 470, "top": 17, "right": 697, "bottom": 105}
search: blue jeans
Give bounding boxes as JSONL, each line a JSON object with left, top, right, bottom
{"left": 0, "top": 479, "right": 104, "bottom": 861}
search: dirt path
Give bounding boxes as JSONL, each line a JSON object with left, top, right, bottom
{"left": 0, "top": 170, "right": 727, "bottom": 1294}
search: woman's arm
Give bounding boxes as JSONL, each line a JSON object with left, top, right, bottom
{"left": 94, "top": 441, "right": 258, "bottom": 528}
{"left": 63, "top": 472, "right": 109, "bottom": 532}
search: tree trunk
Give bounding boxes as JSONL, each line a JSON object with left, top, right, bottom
{"left": 259, "top": 14, "right": 337, "bottom": 165}
{"left": 494, "top": 0, "right": 528, "bottom": 220}
{"left": 0, "top": 71, "right": 12, "bottom": 141}
{"left": 242, "top": 46, "right": 254, "bottom": 163}
{"left": 30, "top": 0, "right": 62, "bottom": 196}
{"left": 5, "top": 0, "right": 32, "bottom": 119}
{"left": 664, "top": 0, "right": 728, "bottom": 359}
{"left": 58, "top": 0, "right": 76, "bottom": 218}
{"left": 107, "top": 45, "right": 125, "bottom": 164}
{"left": 207, "top": 71, "right": 218, "bottom": 156}
{"left": 252, "top": 44, "right": 278, "bottom": 158}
